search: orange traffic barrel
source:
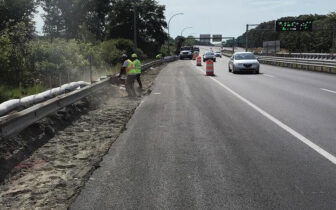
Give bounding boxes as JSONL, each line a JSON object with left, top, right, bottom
{"left": 196, "top": 56, "right": 202, "bottom": 66}
{"left": 192, "top": 52, "right": 199, "bottom": 60}
{"left": 206, "top": 59, "right": 214, "bottom": 76}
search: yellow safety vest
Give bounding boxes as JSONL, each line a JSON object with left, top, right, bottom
{"left": 133, "top": 59, "right": 142, "bottom": 74}
{"left": 126, "top": 60, "right": 137, "bottom": 75}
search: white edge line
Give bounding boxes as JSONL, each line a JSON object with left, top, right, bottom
{"left": 194, "top": 65, "right": 336, "bottom": 165}
{"left": 321, "top": 88, "right": 336, "bottom": 94}
{"left": 264, "top": 74, "right": 275, "bottom": 78}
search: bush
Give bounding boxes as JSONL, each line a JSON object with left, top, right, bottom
{"left": 100, "top": 39, "right": 146, "bottom": 66}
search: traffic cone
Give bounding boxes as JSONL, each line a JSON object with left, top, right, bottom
{"left": 196, "top": 56, "right": 202, "bottom": 66}
{"left": 206, "top": 59, "right": 214, "bottom": 76}
{"left": 192, "top": 52, "right": 198, "bottom": 60}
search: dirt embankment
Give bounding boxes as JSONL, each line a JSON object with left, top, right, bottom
{"left": 0, "top": 65, "right": 164, "bottom": 209}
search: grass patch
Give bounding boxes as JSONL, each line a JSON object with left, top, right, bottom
{"left": 0, "top": 85, "right": 47, "bottom": 103}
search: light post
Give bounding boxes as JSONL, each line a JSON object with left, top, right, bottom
{"left": 167, "top": 12, "right": 184, "bottom": 55}
{"left": 181, "top": 27, "right": 193, "bottom": 37}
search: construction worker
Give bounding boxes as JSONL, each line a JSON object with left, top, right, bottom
{"left": 125, "top": 56, "right": 138, "bottom": 97}
{"left": 131, "top": 53, "right": 142, "bottom": 89}
{"left": 118, "top": 54, "right": 128, "bottom": 80}
{"left": 118, "top": 54, "right": 137, "bottom": 97}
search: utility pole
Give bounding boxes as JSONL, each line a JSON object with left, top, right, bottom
{"left": 133, "top": 5, "right": 137, "bottom": 49}
{"left": 232, "top": 37, "right": 235, "bottom": 53}
{"left": 89, "top": 54, "right": 93, "bottom": 84}
{"left": 333, "top": 24, "right": 336, "bottom": 54}
{"left": 245, "top": 24, "right": 259, "bottom": 52}
{"left": 245, "top": 24, "right": 248, "bottom": 52}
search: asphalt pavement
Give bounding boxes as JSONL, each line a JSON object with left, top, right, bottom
{"left": 71, "top": 49, "right": 336, "bottom": 209}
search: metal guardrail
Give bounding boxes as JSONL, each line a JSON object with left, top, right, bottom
{"left": 257, "top": 56, "right": 336, "bottom": 74}
{"left": 0, "top": 56, "right": 178, "bottom": 139}
{"left": 258, "top": 56, "right": 336, "bottom": 66}
{"left": 259, "top": 53, "right": 336, "bottom": 60}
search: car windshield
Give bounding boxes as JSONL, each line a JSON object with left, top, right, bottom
{"left": 235, "top": 53, "right": 256, "bottom": 60}
{"left": 206, "top": 52, "right": 214, "bottom": 56}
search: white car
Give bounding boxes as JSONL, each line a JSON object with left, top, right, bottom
{"left": 203, "top": 52, "right": 216, "bottom": 62}
{"left": 228, "top": 52, "right": 260, "bottom": 74}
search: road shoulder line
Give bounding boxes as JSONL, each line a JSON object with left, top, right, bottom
{"left": 320, "top": 88, "right": 336, "bottom": 94}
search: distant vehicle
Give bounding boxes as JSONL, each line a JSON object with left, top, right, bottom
{"left": 228, "top": 52, "right": 260, "bottom": 74}
{"left": 193, "top": 47, "right": 200, "bottom": 52}
{"left": 180, "top": 46, "right": 193, "bottom": 52}
{"left": 180, "top": 50, "right": 193, "bottom": 60}
{"left": 203, "top": 51, "right": 216, "bottom": 62}
{"left": 215, "top": 52, "right": 222, "bottom": 58}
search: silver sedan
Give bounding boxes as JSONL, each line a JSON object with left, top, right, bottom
{"left": 228, "top": 52, "right": 260, "bottom": 74}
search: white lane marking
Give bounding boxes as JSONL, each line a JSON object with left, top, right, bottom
{"left": 264, "top": 74, "right": 275, "bottom": 78}
{"left": 194, "top": 65, "right": 336, "bottom": 165}
{"left": 153, "top": 93, "right": 161, "bottom": 95}
{"left": 320, "top": 88, "right": 336, "bottom": 94}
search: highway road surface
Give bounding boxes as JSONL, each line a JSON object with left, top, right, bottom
{"left": 71, "top": 48, "right": 336, "bottom": 209}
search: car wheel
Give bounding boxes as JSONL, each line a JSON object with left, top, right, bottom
{"left": 228, "top": 65, "right": 232, "bottom": 72}
{"left": 232, "top": 67, "right": 236, "bottom": 74}
{"left": 255, "top": 69, "right": 259, "bottom": 74}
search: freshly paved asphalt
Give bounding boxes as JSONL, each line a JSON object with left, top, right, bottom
{"left": 71, "top": 49, "right": 336, "bottom": 209}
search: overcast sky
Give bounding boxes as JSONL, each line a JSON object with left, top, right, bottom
{"left": 157, "top": 0, "right": 335, "bottom": 38}
{"left": 34, "top": 0, "right": 335, "bottom": 38}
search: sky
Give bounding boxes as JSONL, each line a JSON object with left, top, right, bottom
{"left": 34, "top": 0, "right": 335, "bottom": 38}
{"left": 156, "top": 0, "right": 335, "bottom": 38}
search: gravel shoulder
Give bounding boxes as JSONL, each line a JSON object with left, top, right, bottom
{"left": 0, "top": 65, "right": 165, "bottom": 209}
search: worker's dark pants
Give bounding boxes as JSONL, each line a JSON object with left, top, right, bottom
{"left": 136, "top": 74, "right": 142, "bottom": 89}
{"left": 126, "top": 75, "right": 137, "bottom": 97}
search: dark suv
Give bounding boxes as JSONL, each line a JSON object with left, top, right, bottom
{"left": 193, "top": 47, "right": 200, "bottom": 52}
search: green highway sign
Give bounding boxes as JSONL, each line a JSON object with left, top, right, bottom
{"left": 212, "top": 34, "right": 222, "bottom": 42}
{"left": 276, "top": 20, "right": 313, "bottom": 32}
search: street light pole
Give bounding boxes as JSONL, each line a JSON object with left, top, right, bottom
{"left": 167, "top": 13, "right": 184, "bottom": 55}
{"left": 181, "top": 27, "right": 193, "bottom": 37}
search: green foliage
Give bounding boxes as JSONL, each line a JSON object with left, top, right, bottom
{"left": 174, "top": 36, "right": 186, "bottom": 54}
{"left": 0, "top": 0, "right": 36, "bottom": 31}
{"left": 0, "top": 21, "right": 35, "bottom": 87}
{"left": 184, "top": 36, "right": 197, "bottom": 47}
{"left": 100, "top": 39, "right": 146, "bottom": 65}
{"left": 236, "top": 12, "right": 336, "bottom": 53}
{"left": 0, "top": 0, "right": 36, "bottom": 87}
{"left": 40, "top": 0, "right": 168, "bottom": 56}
